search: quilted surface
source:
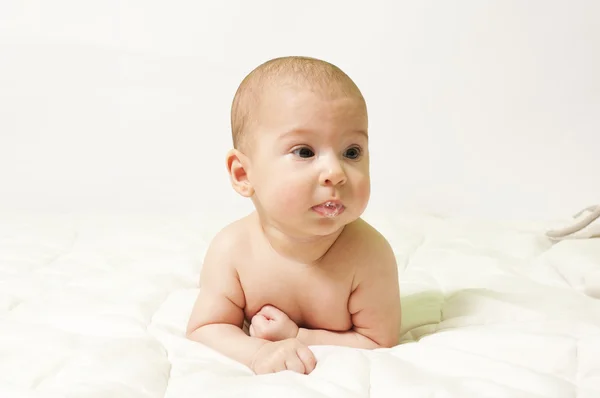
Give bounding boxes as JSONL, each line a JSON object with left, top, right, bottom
{"left": 1, "top": 211, "right": 599, "bottom": 398}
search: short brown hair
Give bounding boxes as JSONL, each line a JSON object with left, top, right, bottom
{"left": 230, "top": 56, "right": 365, "bottom": 152}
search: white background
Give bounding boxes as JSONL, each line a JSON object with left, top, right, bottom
{"left": 1, "top": 1, "right": 598, "bottom": 222}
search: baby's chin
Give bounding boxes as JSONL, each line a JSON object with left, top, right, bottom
{"left": 306, "top": 212, "right": 357, "bottom": 235}
{"left": 264, "top": 207, "right": 358, "bottom": 237}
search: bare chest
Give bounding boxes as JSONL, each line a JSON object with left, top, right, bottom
{"left": 238, "top": 259, "right": 355, "bottom": 331}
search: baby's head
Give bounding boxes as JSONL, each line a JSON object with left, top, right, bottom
{"left": 226, "top": 56, "right": 370, "bottom": 237}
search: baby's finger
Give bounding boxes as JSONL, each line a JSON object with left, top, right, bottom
{"left": 296, "top": 346, "right": 317, "bottom": 374}
{"left": 251, "top": 313, "right": 268, "bottom": 330}
{"left": 271, "top": 358, "right": 287, "bottom": 373}
{"left": 258, "top": 305, "right": 285, "bottom": 321}
{"left": 249, "top": 324, "right": 255, "bottom": 337}
{"left": 252, "top": 314, "right": 275, "bottom": 339}
{"left": 284, "top": 354, "right": 306, "bottom": 374}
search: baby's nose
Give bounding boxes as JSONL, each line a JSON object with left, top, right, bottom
{"left": 320, "top": 163, "right": 347, "bottom": 186}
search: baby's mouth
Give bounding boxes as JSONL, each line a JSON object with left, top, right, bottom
{"left": 312, "top": 201, "right": 345, "bottom": 218}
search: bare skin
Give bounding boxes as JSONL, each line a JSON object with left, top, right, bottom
{"left": 186, "top": 57, "right": 401, "bottom": 375}
{"left": 186, "top": 213, "right": 400, "bottom": 374}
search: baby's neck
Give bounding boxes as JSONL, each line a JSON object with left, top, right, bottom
{"left": 258, "top": 221, "right": 344, "bottom": 265}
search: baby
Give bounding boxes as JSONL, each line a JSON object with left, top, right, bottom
{"left": 186, "top": 56, "right": 401, "bottom": 375}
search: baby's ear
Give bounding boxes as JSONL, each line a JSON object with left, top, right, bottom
{"left": 226, "top": 149, "right": 254, "bottom": 197}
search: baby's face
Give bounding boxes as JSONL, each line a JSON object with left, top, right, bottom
{"left": 247, "top": 85, "right": 370, "bottom": 237}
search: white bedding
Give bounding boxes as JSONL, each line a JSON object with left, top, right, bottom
{"left": 1, "top": 212, "right": 599, "bottom": 398}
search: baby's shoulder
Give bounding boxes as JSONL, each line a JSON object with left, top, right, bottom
{"left": 338, "top": 219, "right": 397, "bottom": 291}
{"left": 204, "top": 214, "right": 255, "bottom": 265}
{"left": 337, "top": 218, "right": 395, "bottom": 271}
{"left": 211, "top": 214, "right": 255, "bottom": 248}
{"left": 341, "top": 218, "right": 393, "bottom": 253}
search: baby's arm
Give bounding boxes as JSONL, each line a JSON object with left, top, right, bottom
{"left": 297, "top": 237, "right": 401, "bottom": 349}
{"left": 186, "top": 233, "right": 268, "bottom": 368}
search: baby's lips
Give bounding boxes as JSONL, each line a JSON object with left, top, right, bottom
{"left": 313, "top": 201, "right": 345, "bottom": 218}
{"left": 323, "top": 201, "right": 337, "bottom": 209}
{"left": 320, "top": 200, "right": 344, "bottom": 209}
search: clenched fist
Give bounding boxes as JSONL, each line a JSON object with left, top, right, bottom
{"left": 249, "top": 305, "right": 299, "bottom": 342}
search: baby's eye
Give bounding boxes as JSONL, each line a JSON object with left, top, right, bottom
{"left": 292, "top": 147, "right": 315, "bottom": 158}
{"left": 344, "top": 147, "right": 362, "bottom": 159}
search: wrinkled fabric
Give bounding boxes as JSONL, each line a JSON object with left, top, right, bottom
{"left": 1, "top": 212, "right": 599, "bottom": 398}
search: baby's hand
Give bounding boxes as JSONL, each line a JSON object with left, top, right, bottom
{"left": 251, "top": 338, "right": 316, "bottom": 374}
{"left": 249, "top": 305, "right": 299, "bottom": 342}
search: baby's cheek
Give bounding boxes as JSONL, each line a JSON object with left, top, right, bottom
{"left": 280, "top": 189, "right": 305, "bottom": 212}
{"left": 272, "top": 182, "right": 303, "bottom": 212}
{"left": 353, "top": 176, "right": 371, "bottom": 211}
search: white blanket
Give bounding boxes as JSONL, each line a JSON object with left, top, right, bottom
{"left": 1, "top": 212, "right": 599, "bottom": 397}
